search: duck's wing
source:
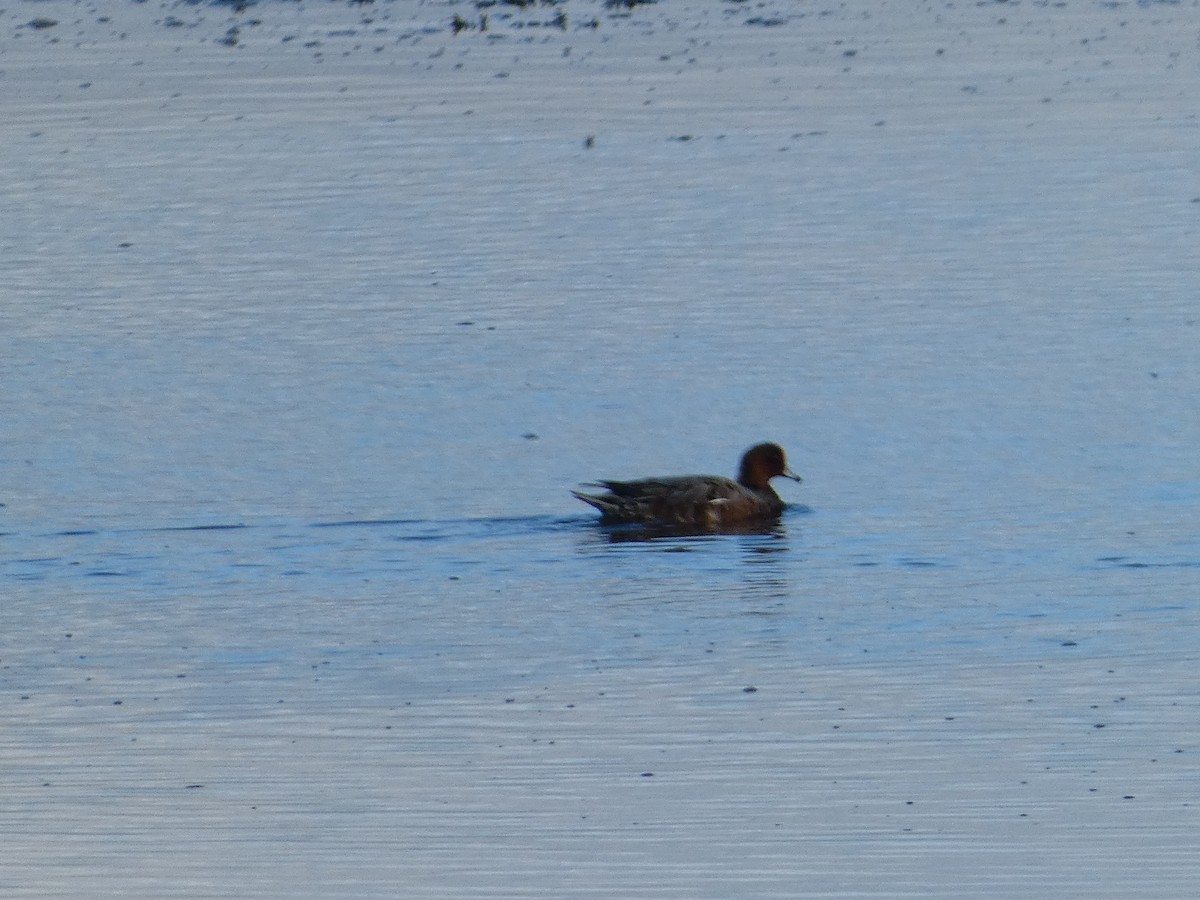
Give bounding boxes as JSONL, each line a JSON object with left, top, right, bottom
{"left": 595, "top": 475, "right": 738, "bottom": 502}
{"left": 574, "top": 476, "right": 745, "bottom": 525}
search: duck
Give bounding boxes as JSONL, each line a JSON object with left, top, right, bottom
{"left": 572, "top": 442, "right": 802, "bottom": 527}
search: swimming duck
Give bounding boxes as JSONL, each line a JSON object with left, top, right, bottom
{"left": 572, "top": 442, "right": 801, "bottom": 527}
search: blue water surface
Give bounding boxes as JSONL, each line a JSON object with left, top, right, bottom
{"left": 3, "top": 0, "right": 1200, "bottom": 896}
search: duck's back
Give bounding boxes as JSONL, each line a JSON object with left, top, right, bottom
{"left": 575, "top": 474, "right": 782, "bottom": 526}
{"left": 598, "top": 474, "right": 738, "bottom": 501}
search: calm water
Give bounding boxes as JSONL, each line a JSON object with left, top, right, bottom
{"left": 3, "top": 0, "right": 1199, "bottom": 896}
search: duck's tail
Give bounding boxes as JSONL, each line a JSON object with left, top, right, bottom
{"left": 571, "top": 489, "right": 616, "bottom": 516}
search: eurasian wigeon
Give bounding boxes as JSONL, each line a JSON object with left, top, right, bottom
{"left": 573, "top": 442, "right": 802, "bottom": 527}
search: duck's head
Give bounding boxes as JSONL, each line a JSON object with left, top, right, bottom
{"left": 738, "top": 442, "right": 802, "bottom": 490}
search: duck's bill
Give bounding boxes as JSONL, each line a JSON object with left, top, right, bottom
{"left": 784, "top": 468, "right": 803, "bottom": 483}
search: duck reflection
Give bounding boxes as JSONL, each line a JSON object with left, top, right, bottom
{"left": 594, "top": 517, "right": 790, "bottom": 545}
{"left": 574, "top": 510, "right": 803, "bottom": 607}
